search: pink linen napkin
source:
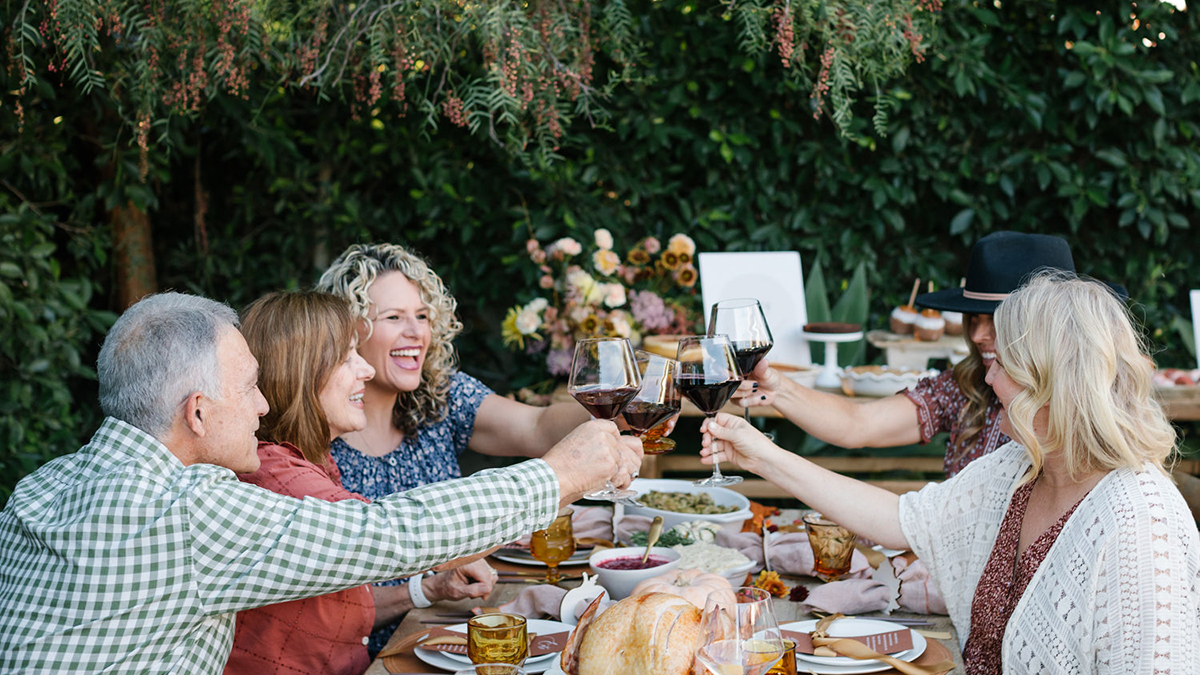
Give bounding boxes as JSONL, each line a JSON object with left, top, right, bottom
{"left": 715, "top": 530, "right": 873, "bottom": 579}
{"left": 614, "top": 514, "right": 653, "bottom": 543}
{"left": 516, "top": 506, "right": 614, "bottom": 547}
{"left": 480, "top": 585, "right": 614, "bottom": 621}
{"left": 800, "top": 557, "right": 947, "bottom": 616}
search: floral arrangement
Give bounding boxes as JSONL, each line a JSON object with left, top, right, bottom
{"left": 502, "top": 230, "right": 703, "bottom": 380}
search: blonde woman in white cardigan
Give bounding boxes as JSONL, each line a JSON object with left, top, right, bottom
{"left": 701, "top": 272, "right": 1199, "bottom": 674}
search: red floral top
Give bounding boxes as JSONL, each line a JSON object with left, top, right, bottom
{"left": 961, "top": 478, "right": 1085, "bottom": 674}
{"left": 224, "top": 442, "right": 375, "bottom": 675}
{"left": 903, "top": 369, "right": 1009, "bottom": 476}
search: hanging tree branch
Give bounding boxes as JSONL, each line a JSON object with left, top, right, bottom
{"left": 5, "top": 0, "right": 941, "bottom": 162}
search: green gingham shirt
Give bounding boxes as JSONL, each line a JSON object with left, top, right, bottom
{"left": 0, "top": 417, "right": 560, "bottom": 674}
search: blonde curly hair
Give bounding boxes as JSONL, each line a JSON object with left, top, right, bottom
{"left": 994, "top": 271, "right": 1175, "bottom": 482}
{"left": 316, "top": 243, "right": 463, "bottom": 435}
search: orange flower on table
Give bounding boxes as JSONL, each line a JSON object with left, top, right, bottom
{"left": 754, "top": 570, "right": 788, "bottom": 598}
{"left": 627, "top": 248, "right": 651, "bottom": 265}
{"left": 676, "top": 265, "right": 698, "bottom": 288}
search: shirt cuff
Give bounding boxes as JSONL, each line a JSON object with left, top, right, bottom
{"left": 509, "top": 458, "right": 561, "bottom": 531}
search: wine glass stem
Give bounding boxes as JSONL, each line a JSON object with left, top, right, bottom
{"left": 707, "top": 413, "right": 725, "bottom": 479}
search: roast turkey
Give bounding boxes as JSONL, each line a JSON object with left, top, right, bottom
{"left": 560, "top": 592, "right": 701, "bottom": 675}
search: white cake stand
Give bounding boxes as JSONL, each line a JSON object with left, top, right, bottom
{"left": 800, "top": 329, "right": 865, "bottom": 389}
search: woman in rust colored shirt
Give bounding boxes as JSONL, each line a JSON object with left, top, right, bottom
{"left": 225, "top": 291, "right": 497, "bottom": 675}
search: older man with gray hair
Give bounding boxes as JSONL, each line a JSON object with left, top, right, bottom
{"left": 0, "top": 292, "right": 642, "bottom": 674}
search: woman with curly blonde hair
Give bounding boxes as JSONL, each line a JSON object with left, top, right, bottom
{"left": 703, "top": 272, "right": 1198, "bottom": 674}
{"left": 316, "top": 242, "right": 592, "bottom": 654}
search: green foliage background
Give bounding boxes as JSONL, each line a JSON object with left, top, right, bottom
{"left": 3, "top": 1, "right": 1198, "bottom": 502}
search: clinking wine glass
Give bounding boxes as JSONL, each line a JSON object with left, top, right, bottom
{"left": 676, "top": 334, "right": 743, "bottom": 487}
{"left": 529, "top": 507, "right": 575, "bottom": 584}
{"left": 709, "top": 298, "right": 774, "bottom": 439}
{"left": 695, "top": 586, "right": 785, "bottom": 675}
{"left": 568, "top": 337, "right": 641, "bottom": 501}
{"left": 621, "top": 351, "right": 681, "bottom": 455}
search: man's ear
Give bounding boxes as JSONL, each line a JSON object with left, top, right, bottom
{"left": 181, "top": 392, "right": 207, "bottom": 437}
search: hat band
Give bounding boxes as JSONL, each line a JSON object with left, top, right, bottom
{"left": 962, "top": 290, "right": 1010, "bottom": 301}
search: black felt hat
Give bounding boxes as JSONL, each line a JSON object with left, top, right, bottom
{"left": 916, "top": 231, "right": 1126, "bottom": 315}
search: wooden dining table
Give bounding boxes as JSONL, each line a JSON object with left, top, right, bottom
{"left": 364, "top": 556, "right": 964, "bottom": 675}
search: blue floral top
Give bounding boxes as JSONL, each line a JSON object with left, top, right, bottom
{"left": 330, "top": 370, "right": 493, "bottom": 655}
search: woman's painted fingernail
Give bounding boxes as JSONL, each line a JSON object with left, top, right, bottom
{"left": 751, "top": 382, "right": 759, "bottom": 391}
{"left": 760, "top": 395, "right": 767, "bottom": 401}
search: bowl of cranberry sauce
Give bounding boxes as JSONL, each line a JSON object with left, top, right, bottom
{"left": 589, "top": 546, "right": 681, "bottom": 599}
{"left": 596, "top": 555, "right": 671, "bottom": 571}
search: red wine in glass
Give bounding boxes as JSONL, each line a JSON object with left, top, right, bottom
{"left": 732, "top": 342, "right": 772, "bottom": 375}
{"left": 567, "top": 337, "right": 642, "bottom": 501}
{"left": 622, "top": 351, "right": 682, "bottom": 456}
{"left": 675, "top": 335, "right": 743, "bottom": 487}
{"left": 677, "top": 377, "right": 741, "bottom": 414}
{"left": 571, "top": 384, "right": 640, "bottom": 420}
{"left": 710, "top": 298, "right": 775, "bottom": 439}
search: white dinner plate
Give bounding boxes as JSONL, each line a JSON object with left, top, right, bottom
{"left": 781, "top": 618, "right": 926, "bottom": 674}
{"left": 491, "top": 547, "right": 592, "bottom": 567}
{"left": 413, "top": 619, "right": 571, "bottom": 673}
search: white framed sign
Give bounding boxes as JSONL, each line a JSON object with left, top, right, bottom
{"left": 1191, "top": 290, "right": 1200, "bottom": 370}
{"left": 697, "top": 251, "right": 811, "bottom": 366}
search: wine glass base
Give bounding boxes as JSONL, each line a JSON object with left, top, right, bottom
{"left": 584, "top": 487, "right": 640, "bottom": 501}
{"left": 694, "top": 475, "right": 743, "bottom": 487}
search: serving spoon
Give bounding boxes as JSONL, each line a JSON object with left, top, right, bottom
{"left": 641, "top": 516, "right": 664, "bottom": 564}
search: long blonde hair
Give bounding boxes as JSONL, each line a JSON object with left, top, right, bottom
{"left": 241, "top": 291, "right": 357, "bottom": 465}
{"left": 994, "top": 272, "right": 1175, "bottom": 481}
{"left": 316, "top": 243, "right": 462, "bottom": 434}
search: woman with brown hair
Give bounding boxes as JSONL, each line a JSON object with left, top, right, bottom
{"left": 224, "top": 290, "right": 499, "bottom": 675}
{"left": 739, "top": 231, "right": 1122, "bottom": 476}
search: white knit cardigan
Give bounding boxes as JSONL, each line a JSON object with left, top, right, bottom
{"left": 898, "top": 442, "right": 1199, "bottom": 673}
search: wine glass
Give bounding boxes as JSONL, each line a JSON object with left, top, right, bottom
{"left": 675, "top": 335, "right": 743, "bottom": 487}
{"left": 621, "top": 351, "right": 681, "bottom": 455}
{"left": 695, "top": 587, "right": 785, "bottom": 675}
{"left": 568, "top": 337, "right": 641, "bottom": 500}
{"left": 709, "top": 298, "right": 774, "bottom": 439}
{"left": 467, "top": 614, "right": 529, "bottom": 667}
{"left": 529, "top": 507, "right": 575, "bottom": 584}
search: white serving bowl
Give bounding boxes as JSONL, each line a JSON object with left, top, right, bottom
{"left": 623, "top": 479, "right": 752, "bottom": 538}
{"left": 715, "top": 558, "right": 758, "bottom": 587}
{"left": 839, "top": 365, "right": 937, "bottom": 397}
{"left": 588, "top": 546, "right": 680, "bottom": 600}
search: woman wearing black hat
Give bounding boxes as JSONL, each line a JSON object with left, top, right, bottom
{"left": 735, "top": 231, "right": 1120, "bottom": 477}
{"left": 705, "top": 272, "right": 1198, "bottom": 673}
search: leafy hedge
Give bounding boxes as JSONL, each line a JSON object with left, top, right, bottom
{"left": 2, "top": 0, "right": 1198, "bottom": 501}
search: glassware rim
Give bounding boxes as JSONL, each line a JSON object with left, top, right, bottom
{"left": 711, "top": 297, "right": 764, "bottom": 310}
{"left": 467, "top": 612, "right": 528, "bottom": 629}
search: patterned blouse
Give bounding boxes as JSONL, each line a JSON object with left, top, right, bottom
{"left": 330, "top": 370, "right": 493, "bottom": 655}
{"left": 902, "top": 369, "right": 1009, "bottom": 477}
{"left": 962, "top": 478, "right": 1086, "bottom": 674}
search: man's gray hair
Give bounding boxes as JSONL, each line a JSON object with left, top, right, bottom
{"left": 98, "top": 292, "right": 239, "bottom": 437}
